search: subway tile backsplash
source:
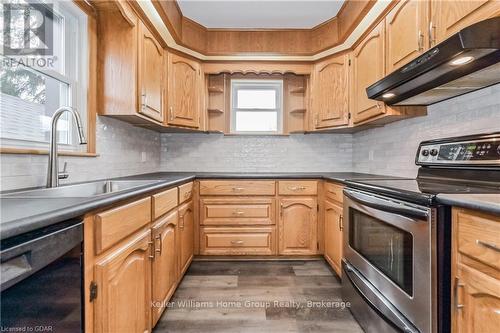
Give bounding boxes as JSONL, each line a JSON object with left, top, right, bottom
{"left": 160, "top": 133, "right": 353, "bottom": 172}
{"left": 2, "top": 84, "right": 499, "bottom": 191}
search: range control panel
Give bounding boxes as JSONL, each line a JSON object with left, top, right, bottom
{"left": 416, "top": 133, "right": 500, "bottom": 166}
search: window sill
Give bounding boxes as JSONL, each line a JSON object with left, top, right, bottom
{"left": 0, "top": 147, "right": 99, "bottom": 157}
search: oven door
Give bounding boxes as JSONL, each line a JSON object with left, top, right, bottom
{"left": 343, "top": 189, "right": 434, "bottom": 333}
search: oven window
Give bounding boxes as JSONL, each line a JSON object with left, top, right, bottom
{"left": 349, "top": 209, "right": 413, "bottom": 296}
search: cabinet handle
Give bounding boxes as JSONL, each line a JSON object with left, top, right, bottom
{"left": 230, "top": 240, "right": 244, "bottom": 245}
{"left": 184, "top": 191, "right": 192, "bottom": 199}
{"left": 376, "top": 102, "right": 382, "bottom": 109}
{"left": 179, "top": 215, "right": 185, "bottom": 229}
{"left": 155, "top": 234, "right": 162, "bottom": 255}
{"left": 232, "top": 211, "right": 245, "bottom": 216}
{"left": 148, "top": 241, "right": 155, "bottom": 259}
{"left": 339, "top": 215, "right": 343, "bottom": 231}
{"left": 280, "top": 203, "right": 284, "bottom": 217}
{"left": 288, "top": 186, "right": 306, "bottom": 191}
{"left": 141, "top": 93, "right": 147, "bottom": 110}
{"left": 429, "top": 21, "right": 436, "bottom": 47}
{"left": 454, "top": 277, "right": 465, "bottom": 309}
{"left": 169, "top": 106, "right": 174, "bottom": 121}
{"left": 232, "top": 187, "right": 244, "bottom": 192}
{"left": 418, "top": 30, "right": 424, "bottom": 51}
{"left": 476, "top": 239, "right": 499, "bottom": 252}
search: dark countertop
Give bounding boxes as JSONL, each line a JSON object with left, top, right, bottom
{"left": 436, "top": 193, "right": 500, "bottom": 215}
{"left": 1, "top": 171, "right": 400, "bottom": 241}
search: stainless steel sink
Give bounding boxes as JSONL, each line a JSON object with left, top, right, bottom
{"left": 2, "top": 179, "right": 163, "bottom": 198}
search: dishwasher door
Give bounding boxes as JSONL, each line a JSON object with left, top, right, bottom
{"left": 1, "top": 221, "right": 83, "bottom": 332}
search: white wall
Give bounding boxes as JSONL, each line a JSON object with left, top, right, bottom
{"left": 0, "top": 116, "right": 161, "bottom": 191}
{"left": 352, "top": 84, "right": 500, "bottom": 177}
{"left": 160, "top": 133, "right": 353, "bottom": 172}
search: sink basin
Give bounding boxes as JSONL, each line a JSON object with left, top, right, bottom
{"left": 2, "top": 179, "right": 163, "bottom": 198}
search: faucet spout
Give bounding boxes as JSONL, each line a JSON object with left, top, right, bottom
{"left": 47, "top": 107, "right": 87, "bottom": 188}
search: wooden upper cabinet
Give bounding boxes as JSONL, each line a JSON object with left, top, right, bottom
{"left": 151, "top": 211, "right": 178, "bottom": 326}
{"left": 178, "top": 200, "right": 194, "bottom": 276}
{"left": 278, "top": 197, "right": 318, "bottom": 255}
{"left": 94, "top": 229, "right": 152, "bottom": 333}
{"left": 386, "top": 0, "right": 429, "bottom": 73}
{"left": 167, "top": 53, "right": 201, "bottom": 128}
{"left": 324, "top": 200, "right": 343, "bottom": 276}
{"left": 138, "top": 21, "right": 164, "bottom": 122}
{"left": 312, "top": 54, "right": 349, "bottom": 129}
{"left": 431, "top": 0, "right": 500, "bottom": 47}
{"left": 351, "top": 20, "right": 386, "bottom": 124}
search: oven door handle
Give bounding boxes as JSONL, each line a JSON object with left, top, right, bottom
{"left": 344, "top": 189, "right": 429, "bottom": 219}
{"left": 343, "top": 260, "right": 420, "bottom": 333}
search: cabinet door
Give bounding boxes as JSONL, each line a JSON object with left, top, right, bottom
{"left": 324, "top": 200, "right": 343, "bottom": 276}
{"left": 279, "top": 198, "right": 317, "bottom": 255}
{"left": 151, "top": 211, "right": 178, "bottom": 326}
{"left": 454, "top": 265, "right": 500, "bottom": 333}
{"left": 351, "top": 20, "right": 386, "bottom": 124}
{"left": 167, "top": 53, "right": 200, "bottom": 128}
{"left": 178, "top": 200, "right": 194, "bottom": 276}
{"left": 138, "top": 21, "right": 163, "bottom": 122}
{"left": 94, "top": 229, "right": 152, "bottom": 333}
{"left": 386, "top": 0, "right": 428, "bottom": 73}
{"left": 431, "top": 1, "right": 500, "bottom": 47}
{"left": 312, "top": 54, "right": 349, "bottom": 129}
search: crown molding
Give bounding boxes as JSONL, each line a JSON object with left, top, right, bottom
{"left": 137, "top": 0, "right": 393, "bottom": 62}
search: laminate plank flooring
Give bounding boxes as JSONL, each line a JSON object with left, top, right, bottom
{"left": 154, "top": 260, "right": 363, "bottom": 333}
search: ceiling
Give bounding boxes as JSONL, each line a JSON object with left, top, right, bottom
{"left": 176, "top": 0, "right": 346, "bottom": 29}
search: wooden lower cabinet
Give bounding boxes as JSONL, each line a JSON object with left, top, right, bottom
{"left": 278, "top": 197, "right": 318, "bottom": 255}
{"left": 94, "top": 228, "right": 152, "bottom": 333}
{"left": 324, "top": 200, "right": 343, "bottom": 276}
{"left": 451, "top": 208, "right": 500, "bottom": 333}
{"left": 454, "top": 265, "right": 500, "bottom": 333}
{"left": 151, "top": 210, "right": 178, "bottom": 326}
{"left": 178, "top": 200, "right": 194, "bottom": 275}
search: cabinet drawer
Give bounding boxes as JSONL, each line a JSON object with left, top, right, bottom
{"left": 324, "top": 182, "right": 344, "bottom": 204}
{"left": 278, "top": 180, "right": 317, "bottom": 195}
{"left": 457, "top": 209, "right": 500, "bottom": 272}
{"left": 200, "top": 227, "right": 276, "bottom": 255}
{"left": 95, "top": 197, "right": 152, "bottom": 254}
{"left": 201, "top": 198, "right": 275, "bottom": 226}
{"left": 179, "top": 182, "right": 193, "bottom": 204}
{"left": 152, "top": 187, "right": 178, "bottom": 219}
{"left": 199, "top": 180, "right": 275, "bottom": 196}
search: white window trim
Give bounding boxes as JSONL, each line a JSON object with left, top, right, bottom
{"left": 0, "top": 1, "right": 88, "bottom": 151}
{"left": 230, "top": 79, "right": 283, "bottom": 135}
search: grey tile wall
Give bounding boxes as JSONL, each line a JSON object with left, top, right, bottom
{"left": 352, "top": 84, "right": 500, "bottom": 177}
{"left": 160, "top": 133, "right": 353, "bottom": 172}
{"left": 0, "top": 116, "right": 161, "bottom": 191}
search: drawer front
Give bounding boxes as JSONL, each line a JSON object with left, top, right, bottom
{"left": 200, "top": 227, "right": 276, "bottom": 255}
{"left": 95, "top": 197, "right": 152, "bottom": 254}
{"left": 457, "top": 209, "right": 500, "bottom": 271}
{"left": 179, "top": 182, "right": 194, "bottom": 204}
{"left": 200, "top": 180, "right": 275, "bottom": 196}
{"left": 152, "top": 187, "right": 178, "bottom": 219}
{"left": 201, "top": 198, "right": 275, "bottom": 226}
{"left": 278, "top": 180, "right": 318, "bottom": 196}
{"left": 324, "top": 182, "right": 344, "bottom": 204}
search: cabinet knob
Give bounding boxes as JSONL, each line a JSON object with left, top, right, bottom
{"left": 169, "top": 106, "right": 174, "bottom": 121}
{"left": 230, "top": 240, "right": 244, "bottom": 245}
{"left": 232, "top": 187, "right": 244, "bottom": 192}
{"left": 232, "top": 211, "right": 245, "bottom": 216}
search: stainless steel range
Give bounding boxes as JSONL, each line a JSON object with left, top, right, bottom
{"left": 342, "top": 132, "right": 500, "bottom": 333}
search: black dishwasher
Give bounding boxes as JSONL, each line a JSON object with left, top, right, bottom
{"left": 1, "top": 220, "right": 83, "bottom": 332}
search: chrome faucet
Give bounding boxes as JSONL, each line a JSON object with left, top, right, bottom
{"left": 47, "top": 107, "right": 87, "bottom": 188}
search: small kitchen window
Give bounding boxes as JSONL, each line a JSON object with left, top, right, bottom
{"left": 230, "top": 80, "right": 283, "bottom": 134}
{"left": 0, "top": 1, "right": 90, "bottom": 153}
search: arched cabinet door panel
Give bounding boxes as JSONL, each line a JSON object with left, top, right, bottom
{"left": 167, "top": 53, "right": 201, "bottom": 128}
{"left": 278, "top": 198, "right": 318, "bottom": 255}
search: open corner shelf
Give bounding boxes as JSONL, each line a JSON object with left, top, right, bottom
{"left": 208, "top": 87, "right": 224, "bottom": 93}
{"left": 289, "top": 108, "right": 307, "bottom": 114}
{"left": 207, "top": 108, "right": 224, "bottom": 114}
{"left": 289, "top": 87, "right": 306, "bottom": 94}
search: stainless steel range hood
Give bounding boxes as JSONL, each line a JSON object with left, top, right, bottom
{"left": 366, "top": 17, "right": 500, "bottom": 106}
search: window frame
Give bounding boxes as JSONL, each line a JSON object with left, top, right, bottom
{"left": 230, "top": 79, "right": 284, "bottom": 135}
{"left": 0, "top": 0, "right": 97, "bottom": 157}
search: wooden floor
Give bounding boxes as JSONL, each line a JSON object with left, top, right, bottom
{"left": 154, "top": 260, "right": 363, "bottom": 333}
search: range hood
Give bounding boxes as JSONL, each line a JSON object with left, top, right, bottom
{"left": 367, "top": 17, "right": 500, "bottom": 106}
